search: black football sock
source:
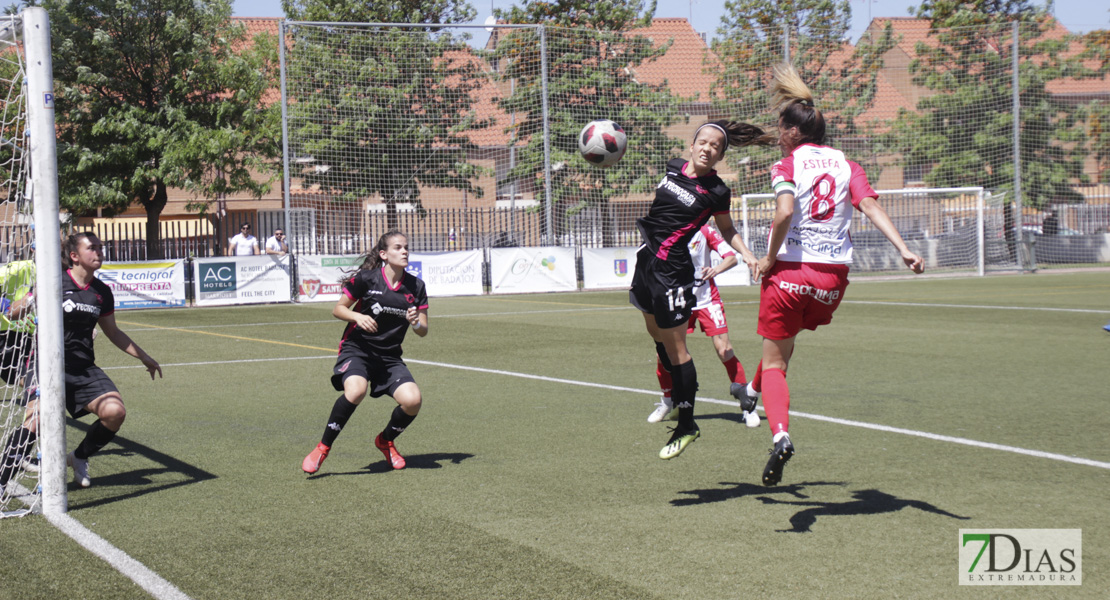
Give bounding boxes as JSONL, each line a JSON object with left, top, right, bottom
{"left": 322, "top": 395, "right": 358, "bottom": 447}
{"left": 672, "top": 360, "right": 699, "bottom": 431}
{"left": 380, "top": 405, "right": 417, "bottom": 442}
{"left": 655, "top": 342, "right": 673, "bottom": 373}
{"left": 75, "top": 420, "right": 116, "bottom": 460}
{"left": 0, "top": 427, "right": 36, "bottom": 486}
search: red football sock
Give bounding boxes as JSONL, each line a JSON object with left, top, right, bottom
{"left": 723, "top": 356, "right": 746, "bottom": 385}
{"left": 752, "top": 361, "right": 763, "bottom": 393}
{"left": 656, "top": 360, "right": 673, "bottom": 399}
{"left": 762, "top": 368, "right": 790, "bottom": 436}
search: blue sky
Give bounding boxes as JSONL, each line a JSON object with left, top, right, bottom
{"left": 232, "top": 1, "right": 1106, "bottom": 43}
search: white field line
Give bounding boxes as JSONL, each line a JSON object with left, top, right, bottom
{"left": 105, "top": 354, "right": 1110, "bottom": 471}
{"left": 843, "top": 300, "right": 1110, "bottom": 314}
{"left": 117, "top": 299, "right": 1108, "bottom": 335}
{"left": 45, "top": 512, "right": 193, "bottom": 600}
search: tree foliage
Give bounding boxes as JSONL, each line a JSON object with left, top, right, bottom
{"left": 44, "top": 0, "right": 281, "bottom": 257}
{"left": 1079, "top": 26, "right": 1110, "bottom": 183}
{"left": 282, "top": 0, "right": 486, "bottom": 230}
{"left": 887, "top": 0, "right": 1088, "bottom": 207}
{"left": 712, "top": 0, "right": 896, "bottom": 195}
{"left": 489, "top": 0, "right": 686, "bottom": 245}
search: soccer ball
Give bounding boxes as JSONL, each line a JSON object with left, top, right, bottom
{"left": 578, "top": 119, "right": 627, "bottom": 168}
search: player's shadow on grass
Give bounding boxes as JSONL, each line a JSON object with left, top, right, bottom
{"left": 756, "top": 488, "right": 971, "bottom": 533}
{"left": 66, "top": 418, "right": 216, "bottom": 511}
{"left": 694, "top": 410, "right": 748, "bottom": 426}
{"left": 672, "top": 481, "right": 845, "bottom": 507}
{"left": 307, "top": 452, "right": 473, "bottom": 478}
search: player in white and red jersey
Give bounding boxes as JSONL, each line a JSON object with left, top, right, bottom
{"left": 648, "top": 224, "right": 759, "bottom": 428}
{"left": 744, "top": 64, "right": 924, "bottom": 487}
{"left": 630, "top": 120, "right": 773, "bottom": 461}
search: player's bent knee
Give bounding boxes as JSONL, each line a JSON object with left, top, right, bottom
{"left": 394, "top": 383, "right": 422, "bottom": 413}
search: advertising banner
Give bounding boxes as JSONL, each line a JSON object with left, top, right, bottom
{"left": 296, "top": 251, "right": 483, "bottom": 302}
{"left": 99, "top": 261, "right": 186, "bottom": 309}
{"left": 489, "top": 246, "right": 576, "bottom": 294}
{"left": 193, "top": 255, "right": 292, "bottom": 306}
{"left": 295, "top": 255, "right": 360, "bottom": 303}
{"left": 406, "top": 250, "right": 483, "bottom": 297}
{"left": 582, "top": 247, "right": 638, "bottom": 290}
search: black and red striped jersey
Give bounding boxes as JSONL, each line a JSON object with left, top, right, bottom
{"left": 636, "top": 158, "right": 732, "bottom": 269}
{"left": 337, "top": 266, "right": 428, "bottom": 357}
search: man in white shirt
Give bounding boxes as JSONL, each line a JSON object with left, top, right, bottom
{"left": 265, "top": 228, "right": 289, "bottom": 256}
{"left": 229, "top": 223, "right": 259, "bottom": 256}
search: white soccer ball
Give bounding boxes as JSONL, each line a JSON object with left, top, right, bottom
{"left": 578, "top": 119, "right": 627, "bottom": 168}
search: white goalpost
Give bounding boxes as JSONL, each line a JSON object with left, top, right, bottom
{"left": 0, "top": 7, "right": 64, "bottom": 518}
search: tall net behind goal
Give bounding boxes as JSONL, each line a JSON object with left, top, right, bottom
{"left": 0, "top": 8, "right": 63, "bottom": 518}
{"left": 741, "top": 187, "right": 990, "bottom": 275}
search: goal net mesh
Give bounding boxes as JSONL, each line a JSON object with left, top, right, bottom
{"left": 0, "top": 14, "right": 40, "bottom": 518}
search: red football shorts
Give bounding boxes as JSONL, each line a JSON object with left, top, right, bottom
{"left": 688, "top": 300, "right": 729, "bottom": 337}
{"left": 758, "top": 260, "right": 850, "bottom": 340}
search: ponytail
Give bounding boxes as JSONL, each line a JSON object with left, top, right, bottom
{"left": 770, "top": 63, "right": 825, "bottom": 145}
{"left": 342, "top": 230, "right": 407, "bottom": 285}
{"left": 694, "top": 120, "right": 775, "bottom": 153}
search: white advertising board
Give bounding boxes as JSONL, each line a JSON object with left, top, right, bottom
{"left": 489, "top": 246, "right": 576, "bottom": 294}
{"left": 296, "top": 251, "right": 483, "bottom": 302}
{"left": 406, "top": 250, "right": 483, "bottom": 297}
{"left": 99, "top": 261, "right": 187, "bottom": 309}
{"left": 581, "top": 246, "right": 638, "bottom": 290}
{"left": 193, "top": 255, "right": 292, "bottom": 306}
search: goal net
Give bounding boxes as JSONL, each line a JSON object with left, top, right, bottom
{"left": 740, "top": 187, "right": 992, "bottom": 275}
{"left": 0, "top": 8, "right": 63, "bottom": 519}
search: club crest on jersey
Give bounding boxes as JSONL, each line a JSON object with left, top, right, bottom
{"left": 695, "top": 185, "right": 708, "bottom": 194}
{"left": 404, "top": 293, "right": 415, "bottom": 305}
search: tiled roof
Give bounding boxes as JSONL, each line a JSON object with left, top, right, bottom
{"left": 625, "top": 18, "right": 720, "bottom": 101}
{"left": 231, "top": 17, "right": 283, "bottom": 106}
{"left": 865, "top": 16, "right": 1108, "bottom": 98}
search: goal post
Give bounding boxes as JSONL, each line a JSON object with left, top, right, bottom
{"left": 0, "top": 6, "right": 64, "bottom": 518}
{"left": 739, "top": 187, "right": 988, "bottom": 276}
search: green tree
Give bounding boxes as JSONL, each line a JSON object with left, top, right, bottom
{"left": 45, "top": 0, "right": 281, "bottom": 258}
{"left": 711, "top": 0, "right": 897, "bottom": 195}
{"left": 489, "top": 0, "right": 686, "bottom": 246}
{"left": 888, "top": 0, "right": 1087, "bottom": 207}
{"left": 1080, "top": 27, "right": 1110, "bottom": 183}
{"left": 281, "top": 0, "right": 487, "bottom": 231}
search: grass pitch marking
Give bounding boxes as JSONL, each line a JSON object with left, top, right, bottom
{"left": 46, "top": 512, "right": 193, "bottom": 600}
{"left": 844, "top": 300, "right": 1110, "bottom": 314}
{"left": 106, "top": 345, "right": 1110, "bottom": 473}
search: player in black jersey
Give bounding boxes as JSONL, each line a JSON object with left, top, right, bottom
{"left": 630, "top": 120, "right": 774, "bottom": 460}
{"left": 60, "top": 233, "right": 162, "bottom": 488}
{"left": 303, "top": 231, "right": 429, "bottom": 474}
